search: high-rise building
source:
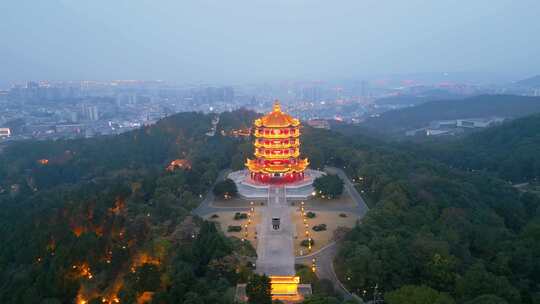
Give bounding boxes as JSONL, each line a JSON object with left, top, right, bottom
{"left": 82, "top": 105, "right": 99, "bottom": 121}
{"left": 300, "top": 86, "right": 322, "bottom": 102}
{"left": 26, "top": 81, "right": 39, "bottom": 89}
{"left": 223, "top": 86, "right": 234, "bottom": 102}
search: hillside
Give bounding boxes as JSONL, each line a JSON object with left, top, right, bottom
{"left": 301, "top": 127, "right": 540, "bottom": 304}
{"left": 0, "top": 111, "right": 252, "bottom": 304}
{"left": 516, "top": 75, "right": 540, "bottom": 88}
{"left": 413, "top": 113, "right": 540, "bottom": 183}
{"left": 363, "top": 95, "right": 540, "bottom": 134}
{"left": 374, "top": 90, "right": 463, "bottom": 106}
{"left": 1, "top": 109, "right": 539, "bottom": 303}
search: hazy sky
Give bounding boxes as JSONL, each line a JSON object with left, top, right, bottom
{"left": 1, "top": 0, "right": 539, "bottom": 84}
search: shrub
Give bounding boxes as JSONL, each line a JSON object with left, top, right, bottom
{"left": 234, "top": 212, "right": 248, "bottom": 220}
{"left": 306, "top": 211, "right": 316, "bottom": 219}
{"left": 228, "top": 225, "right": 242, "bottom": 232}
{"left": 312, "top": 224, "right": 327, "bottom": 231}
{"left": 301, "top": 239, "right": 315, "bottom": 247}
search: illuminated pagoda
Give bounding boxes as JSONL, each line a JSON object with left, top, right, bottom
{"left": 246, "top": 100, "right": 309, "bottom": 183}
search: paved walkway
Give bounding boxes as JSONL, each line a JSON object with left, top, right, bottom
{"left": 297, "top": 167, "right": 370, "bottom": 302}
{"left": 296, "top": 243, "right": 346, "bottom": 295}
{"left": 255, "top": 185, "right": 296, "bottom": 276}
{"left": 325, "top": 166, "right": 369, "bottom": 217}
{"left": 296, "top": 242, "right": 362, "bottom": 301}
{"left": 192, "top": 169, "right": 237, "bottom": 217}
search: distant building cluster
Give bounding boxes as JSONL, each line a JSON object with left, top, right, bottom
{"left": 406, "top": 117, "right": 505, "bottom": 137}
{"left": 306, "top": 119, "right": 330, "bottom": 130}
{"left": 0, "top": 81, "right": 239, "bottom": 142}
{"left": 1, "top": 76, "right": 532, "bottom": 143}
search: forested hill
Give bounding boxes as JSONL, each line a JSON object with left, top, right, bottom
{"left": 301, "top": 127, "right": 540, "bottom": 304}
{"left": 2, "top": 108, "right": 540, "bottom": 304}
{"left": 363, "top": 94, "right": 540, "bottom": 134}
{"left": 516, "top": 75, "right": 540, "bottom": 87}
{"left": 374, "top": 89, "right": 464, "bottom": 107}
{"left": 0, "top": 111, "right": 226, "bottom": 190}
{"left": 0, "top": 111, "right": 252, "bottom": 304}
{"left": 410, "top": 113, "right": 540, "bottom": 183}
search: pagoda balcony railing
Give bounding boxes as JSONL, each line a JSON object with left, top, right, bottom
{"left": 254, "top": 151, "right": 300, "bottom": 159}
{"left": 247, "top": 163, "right": 309, "bottom": 173}
{"left": 254, "top": 142, "right": 300, "bottom": 149}
{"left": 254, "top": 132, "right": 300, "bottom": 139}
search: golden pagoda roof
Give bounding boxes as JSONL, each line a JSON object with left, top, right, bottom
{"left": 254, "top": 100, "right": 300, "bottom": 128}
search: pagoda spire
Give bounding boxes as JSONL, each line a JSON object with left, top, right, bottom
{"left": 273, "top": 100, "right": 281, "bottom": 112}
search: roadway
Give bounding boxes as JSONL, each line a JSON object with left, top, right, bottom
{"left": 296, "top": 167, "right": 370, "bottom": 302}
{"left": 192, "top": 169, "right": 242, "bottom": 217}
{"left": 325, "top": 166, "right": 369, "bottom": 217}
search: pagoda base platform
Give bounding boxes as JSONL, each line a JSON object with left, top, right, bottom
{"left": 234, "top": 283, "right": 312, "bottom": 303}
{"left": 228, "top": 169, "right": 325, "bottom": 199}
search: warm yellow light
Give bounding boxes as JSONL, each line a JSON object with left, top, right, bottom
{"left": 270, "top": 276, "right": 300, "bottom": 295}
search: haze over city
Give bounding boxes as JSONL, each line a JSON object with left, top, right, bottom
{"left": 2, "top": 2, "right": 540, "bottom": 304}
{"left": 2, "top": 0, "right": 540, "bottom": 86}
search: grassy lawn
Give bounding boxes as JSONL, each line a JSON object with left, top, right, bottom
{"left": 292, "top": 209, "right": 359, "bottom": 256}
{"left": 204, "top": 210, "right": 262, "bottom": 250}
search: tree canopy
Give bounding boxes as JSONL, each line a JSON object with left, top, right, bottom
{"left": 313, "top": 174, "right": 344, "bottom": 199}
{"left": 213, "top": 178, "right": 238, "bottom": 198}
{"left": 1, "top": 108, "right": 540, "bottom": 304}
{"left": 246, "top": 274, "right": 272, "bottom": 304}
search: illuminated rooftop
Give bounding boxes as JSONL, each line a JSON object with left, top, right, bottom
{"left": 254, "top": 101, "right": 300, "bottom": 128}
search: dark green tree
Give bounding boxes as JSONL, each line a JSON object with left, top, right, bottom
{"left": 464, "top": 295, "right": 508, "bottom": 304}
{"left": 455, "top": 263, "right": 520, "bottom": 303}
{"left": 385, "top": 285, "right": 455, "bottom": 304}
{"left": 246, "top": 274, "right": 272, "bottom": 304}
{"left": 213, "top": 178, "right": 238, "bottom": 198}
{"left": 313, "top": 174, "right": 344, "bottom": 199}
{"left": 301, "top": 295, "right": 341, "bottom": 304}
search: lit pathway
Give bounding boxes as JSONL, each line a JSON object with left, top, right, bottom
{"left": 325, "top": 166, "right": 369, "bottom": 217}
{"left": 192, "top": 169, "right": 252, "bottom": 217}
{"left": 255, "top": 185, "right": 296, "bottom": 276}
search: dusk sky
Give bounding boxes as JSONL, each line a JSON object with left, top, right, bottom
{"left": 1, "top": 0, "right": 539, "bottom": 84}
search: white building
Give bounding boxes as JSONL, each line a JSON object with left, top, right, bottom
{"left": 0, "top": 128, "right": 11, "bottom": 138}
{"left": 306, "top": 119, "right": 330, "bottom": 129}
{"left": 457, "top": 117, "right": 504, "bottom": 128}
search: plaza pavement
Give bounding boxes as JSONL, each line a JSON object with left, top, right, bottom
{"left": 196, "top": 166, "right": 370, "bottom": 302}
{"left": 255, "top": 185, "right": 296, "bottom": 276}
